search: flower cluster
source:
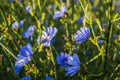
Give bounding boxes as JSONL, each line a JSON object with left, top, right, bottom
{"left": 57, "top": 52, "right": 80, "bottom": 76}
{"left": 14, "top": 43, "right": 33, "bottom": 74}
{"left": 12, "top": 20, "right": 24, "bottom": 29}
{"left": 12, "top": 2, "right": 91, "bottom": 79}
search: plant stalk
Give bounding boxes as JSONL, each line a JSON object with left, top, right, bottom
{"left": 104, "top": 0, "right": 112, "bottom": 70}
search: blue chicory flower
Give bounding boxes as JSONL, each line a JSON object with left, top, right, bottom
{"left": 114, "top": 34, "right": 118, "bottom": 39}
{"left": 50, "top": 4, "right": 54, "bottom": 10}
{"left": 99, "top": 34, "right": 104, "bottom": 38}
{"left": 53, "top": 6, "right": 67, "bottom": 19}
{"left": 77, "top": 17, "right": 84, "bottom": 24}
{"left": 65, "top": 54, "right": 80, "bottom": 76}
{"left": 10, "top": 0, "right": 14, "bottom": 2}
{"left": 93, "top": 6, "right": 98, "bottom": 11}
{"left": 53, "top": 11, "right": 64, "bottom": 20}
{"left": 25, "top": 6, "right": 32, "bottom": 13}
{"left": 56, "top": 52, "right": 71, "bottom": 67}
{"left": 74, "top": 0, "right": 79, "bottom": 4}
{"left": 23, "top": 25, "right": 35, "bottom": 39}
{"left": 60, "top": 6, "right": 67, "bottom": 13}
{"left": 118, "top": 51, "right": 120, "bottom": 55}
{"left": 74, "top": 27, "right": 90, "bottom": 44}
{"left": 21, "top": 76, "right": 32, "bottom": 80}
{"left": 45, "top": 76, "right": 54, "bottom": 80}
{"left": 41, "top": 27, "right": 58, "bottom": 46}
{"left": 12, "top": 22, "right": 19, "bottom": 29}
{"left": 15, "top": 57, "right": 31, "bottom": 74}
{"left": 14, "top": 43, "right": 33, "bottom": 74}
{"left": 90, "top": 0, "right": 94, "bottom": 3}
{"left": 19, "top": 0, "right": 23, "bottom": 3}
{"left": 43, "top": 20, "right": 48, "bottom": 26}
{"left": 19, "top": 43, "right": 33, "bottom": 57}
{"left": 98, "top": 39, "right": 104, "bottom": 44}
{"left": 20, "top": 20, "right": 24, "bottom": 28}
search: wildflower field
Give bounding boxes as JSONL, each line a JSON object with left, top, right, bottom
{"left": 0, "top": 0, "right": 120, "bottom": 80}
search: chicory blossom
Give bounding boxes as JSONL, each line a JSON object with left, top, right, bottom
{"left": 19, "top": 0, "right": 23, "bottom": 3}
{"left": 15, "top": 57, "right": 31, "bottom": 74}
{"left": 57, "top": 53, "right": 80, "bottom": 76}
{"left": 77, "top": 17, "right": 83, "bottom": 24}
{"left": 53, "top": 11, "right": 64, "bottom": 20}
{"left": 12, "top": 22, "right": 19, "bottom": 29}
{"left": 10, "top": 0, "right": 14, "bottom": 2}
{"left": 98, "top": 39, "right": 104, "bottom": 44}
{"left": 93, "top": 6, "right": 98, "bottom": 11}
{"left": 74, "top": 0, "right": 78, "bottom": 4}
{"left": 99, "top": 34, "right": 104, "bottom": 38}
{"left": 45, "top": 76, "right": 54, "bottom": 80}
{"left": 25, "top": 6, "right": 32, "bottom": 13}
{"left": 56, "top": 52, "right": 70, "bottom": 67}
{"left": 53, "top": 6, "right": 67, "bottom": 19}
{"left": 60, "top": 6, "right": 67, "bottom": 13}
{"left": 74, "top": 27, "right": 90, "bottom": 44}
{"left": 90, "top": 0, "right": 94, "bottom": 3}
{"left": 19, "top": 43, "right": 33, "bottom": 57}
{"left": 14, "top": 43, "right": 33, "bottom": 74}
{"left": 118, "top": 51, "right": 120, "bottom": 55}
{"left": 50, "top": 4, "right": 54, "bottom": 10}
{"left": 65, "top": 54, "right": 80, "bottom": 76}
{"left": 23, "top": 25, "right": 35, "bottom": 39}
{"left": 114, "top": 34, "right": 118, "bottom": 39}
{"left": 20, "top": 20, "right": 24, "bottom": 28}
{"left": 41, "top": 27, "right": 57, "bottom": 46}
{"left": 21, "top": 76, "right": 32, "bottom": 80}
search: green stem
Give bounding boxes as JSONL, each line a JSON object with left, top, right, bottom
{"left": 78, "top": 0, "right": 86, "bottom": 16}
{"left": 0, "top": 8, "right": 8, "bottom": 26}
{"left": 104, "top": 0, "right": 112, "bottom": 70}
{"left": 0, "top": 43, "right": 17, "bottom": 60}
{"left": 90, "top": 22, "right": 96, "bottom": 39}
{"left": 86, "top": 53, "right": 101, "bottom": 65}
{"left": 65, "top": 20, "right": 69, "bottom": 37}
{"left": 50, "top": 46, "right": 57, "bottom": 79}
{"left": 109, "top": 64, "right": 120, "bottom": 78}
{"left": 87, "top": 71, "right": 104, "bottom": 77}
